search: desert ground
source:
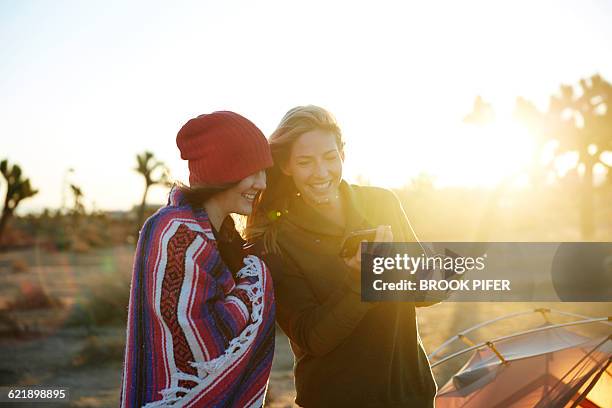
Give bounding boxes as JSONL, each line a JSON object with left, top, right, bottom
{"left": 0, "top": 244, "right": 610, "bottom": 407}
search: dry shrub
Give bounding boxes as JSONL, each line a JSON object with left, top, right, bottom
{"left": 0, "top": 223, "right": 35, "bottom": 249}
{"left": 72, "top": 335, "right": 125, "bottom": 367}
{"left": 0, "top": 310, "right": 22, "bottom": 338}
{"left": 81, "top": 223, "right": 106, "bottom": 247}
{"left": 9, "top": 210, "right": 134, "bottom": 252}
{"left": 71, "top": 238, "right": 91, "bottom": 253}
{"left": 6, "top": 282, "right": 63, "bottom": 311}
{"left": 67, "top": 269, "right": 131, "bottom": 328}
{"left": 11, "top": 258, "right": 29, "bottom": 273}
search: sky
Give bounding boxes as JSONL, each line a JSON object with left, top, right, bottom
{"left": 2, "top": 0, "right": 612, "bottom": 213}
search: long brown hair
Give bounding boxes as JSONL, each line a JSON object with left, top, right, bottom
{"left": 245, "top": 105, "right": 345, "bottom": 253}
{"left": 176, "top": 180, "right": 253, "bottom": 236}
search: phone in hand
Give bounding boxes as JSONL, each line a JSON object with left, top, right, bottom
{"left": 339, "top": 228, "right": 378, "bottom": 258}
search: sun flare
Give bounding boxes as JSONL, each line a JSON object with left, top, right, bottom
{"left": 348, "top": 117, "right": 538, "bottom": 189}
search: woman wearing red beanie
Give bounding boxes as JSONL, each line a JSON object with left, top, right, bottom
{"left": 246, "top": 106, "right": 437, "bottom": 407}
{"left": 120, "top": 111, "right": 276, "bottom": 408}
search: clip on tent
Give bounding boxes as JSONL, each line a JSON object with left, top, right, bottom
{"left": 429, "top": 308, "right": 611, "bottom": 408}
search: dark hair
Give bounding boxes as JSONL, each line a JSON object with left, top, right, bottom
{"left": 176, "top": 181, "right": 236, "bottom": 209}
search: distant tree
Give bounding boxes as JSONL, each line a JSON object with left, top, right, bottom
{"left": 546, "top": 74, "right": 612, "bottom": 238}
{"left": 463, "top": 96, "right": 495, "bottom": 125}
{"left": 512, "top": 97, "right": 553, "bottom": 187}
{"left": 406, "top": 172, "right": 435, "bottom": 193}
{"left": 61, "top": 167, "right": 75, "bottom": 212}
{"left": 0, "top": 159, "right": 38, "bottom": 242}
{"left": 70, "top": 184, "right": 85, "bottom": 215}
{"left": 134, "top": 151, "right": 168, "bottom": 231}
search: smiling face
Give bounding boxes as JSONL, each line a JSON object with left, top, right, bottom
{"left": 282, "top": 129, "right": 344, "bottom": 207}
{"left": 215, "top": 170, "right": 267, "bottom": 216}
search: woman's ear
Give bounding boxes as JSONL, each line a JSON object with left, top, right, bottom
{"left": 339, "top": 148, "right": 346, "bottom": 162}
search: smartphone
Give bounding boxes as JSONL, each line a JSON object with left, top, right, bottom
{"left": 339, "top": 228, "right": 378, "bottom": 258}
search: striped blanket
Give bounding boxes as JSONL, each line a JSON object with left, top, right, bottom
{"left": 120, "top": 187, "right": 275, "bottom": 407}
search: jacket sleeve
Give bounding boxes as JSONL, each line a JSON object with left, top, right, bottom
{"left": 385, "top": 189, "right": 441, "bottom": 308}
{"left": 388, "top": 189, "right": 484, "bottom": 307}
{"left": 386, "top": 189, "right": 420, "bottom": 245}
{"left": 263, "top": 251, "right": 374, "bottom": 357}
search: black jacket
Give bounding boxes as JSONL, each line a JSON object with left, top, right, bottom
{"left": 260, "top": 181, "right": 437, "bottom": 407}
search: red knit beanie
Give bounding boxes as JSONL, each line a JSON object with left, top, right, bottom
{"left": 176, "top": 111, "right": 273, "bottom": 186}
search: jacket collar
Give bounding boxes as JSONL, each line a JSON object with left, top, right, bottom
{"left": 284, "top": 180, "right": 371, "bottom": 237}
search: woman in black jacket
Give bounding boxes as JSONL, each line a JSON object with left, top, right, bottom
{"left": 246, "top": 105, "right": 437, "bottom": 408}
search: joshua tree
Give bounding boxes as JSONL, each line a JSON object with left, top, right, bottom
{"left": 0, "top": 159, "right": 38, "bottom": 242}
{"left": 512, "top": 97, "right": 556, "bottom": 188}
{"left": 135, "top": 151, "right": 168, "bottom": 229}
{"left": 546, "top": 74, "right": 612, "bottom": 238}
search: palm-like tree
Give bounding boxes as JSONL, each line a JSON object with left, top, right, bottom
{"left": 70, "top": 184, "right": 85, "bottom": 215}
{"left": 0, "top": 159, "right": 38, "bottom": 243}
{"left": 135, "top": 151, "right": 168, "bottom": 230}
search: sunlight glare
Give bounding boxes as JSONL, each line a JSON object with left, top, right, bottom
{"left": 422, "top": 118, "right": 536, "bottom": 188}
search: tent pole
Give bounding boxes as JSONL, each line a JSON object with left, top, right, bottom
{"left": 430, "top": 317, "right": 610, "bottom": 368}
{"left": 485, "top": 341, "right": 508, "bottom": 365}
{"left": 429, "top": 309, "right": 612, "bottom": 361}
{"left": 458, "top": 333, "right": 476, "bottom": 347}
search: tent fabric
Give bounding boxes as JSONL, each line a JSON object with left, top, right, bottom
{"left": 435, "top": 327, "right": 611, "bottom": 408}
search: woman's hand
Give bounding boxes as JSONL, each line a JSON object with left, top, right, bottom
{"left": 344, "top": 225, "right": 393, "bottom": 274}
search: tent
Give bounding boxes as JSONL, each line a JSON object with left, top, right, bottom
{"left": 429, "top": 309, "right": 611, "bottom": 408}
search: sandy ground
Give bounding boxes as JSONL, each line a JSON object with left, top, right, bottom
{"left": 0, "top": 246, "right": 301, "bottom": 407}
{"left": 0, "top": 325, "right": 297, "bottom": 408}
{"left": 0, "top": 246, "right": 610, "bottom": 407}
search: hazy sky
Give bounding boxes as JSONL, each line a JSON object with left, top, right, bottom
{"left": 2, "top": 0, "right": 612, "bottom": 213}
